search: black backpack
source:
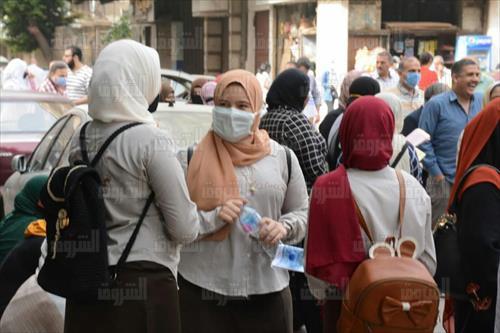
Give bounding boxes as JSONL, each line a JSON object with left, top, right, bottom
{"left": 38, "top": 121, "right": 154, "bottom": 301}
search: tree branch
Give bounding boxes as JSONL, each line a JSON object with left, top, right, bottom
{"left": 27, "top": 24, "right": 52, "bottom": 61}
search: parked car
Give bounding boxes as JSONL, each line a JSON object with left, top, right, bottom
{"left": 1, "top": 101, "right": 213, "bottom": 217}
{"left": 0, "top": 91, "right": 73, "bottom": 216}
{"left": 161, "top": 69, "right": 215, "bottom": 101}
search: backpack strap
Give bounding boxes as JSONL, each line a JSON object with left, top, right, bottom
{"left": 284, "top": 146, "right": 292, "bottom": 185}
{"left": 79, "top": 122, "right": 92, "bottom": 164}
{"left": 79, "top": 121, "right": 143, "bottom": 167}
{"left": 353, "top": 170, "right": 406, "bottom": 243}
{"left": 395, "top": 170, "right": 406, "bottom": 239}
{"left": 112, "top": 192, "right": 155, "bottom": 281}
{"left": 353, "top": 199, "right": 374, "bottom": 243}
{"left": 390, "top": 142, "right": 409, "bottom": 169}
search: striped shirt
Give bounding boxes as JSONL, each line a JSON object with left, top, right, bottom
{"left": 38, "top": 78, "right": 66, "bottom": 96}
{"left": 66, "top": 65, "right": 92, "bottom": 100}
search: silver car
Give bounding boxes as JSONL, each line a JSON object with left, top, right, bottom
{"left": 1, "top": 101, "right": 213, "bottom": 216}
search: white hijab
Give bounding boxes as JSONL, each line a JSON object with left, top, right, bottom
{"left": 376, "top": 92, "right": 412, "bottom": 173}
{"left": 376, "top": 92, "right": 404, "bottom": 133}
{"left": 88, "top": 39, "right": 161, "bottom": 124}
{"left": 27, "top": 64, "right": 47, "bottom": 90}
{"left": 1, "top": 58, "right": 29, "bottom": 90}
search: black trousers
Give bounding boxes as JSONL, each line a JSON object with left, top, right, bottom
{"left": 454, "top": 298, "right": 496, "bottom": 333}
{"left": 290, "top": 271, "right": 324, "bottom": 333}
{"left": 179, "top": 275, "right": 293, "bottom": 333}
{"left": 65, "top": 261, "right": 180, "bottom": 333}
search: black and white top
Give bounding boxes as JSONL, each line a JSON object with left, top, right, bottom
{"left": 260, "top": 105, "right": 328, "bottom": 190}
{"left": 66, "top": 65, "right": 92, "bottom": 100}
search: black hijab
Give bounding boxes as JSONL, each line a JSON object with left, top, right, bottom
{"left": 473, "top": 124, "right": 500, "bottom": 170}
{"left": 266, "top": 68, "right": 310, "bottom": 112}
{"left": 346, "top": 76, "right": 381, "bottom": 106}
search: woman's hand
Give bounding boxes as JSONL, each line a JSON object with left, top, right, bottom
{"left": 217, "top": 198, "right": 247, "bottom": 224}
{"left": 259, "top": 218, "right": 288, "bottom": 245}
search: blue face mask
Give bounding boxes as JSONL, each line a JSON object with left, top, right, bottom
{"left": 55, "top": 77, "right": 67, "bottom": 88}
{"left": 405, "top": 72, "right": 421, "bottom": 88}
{"left": 212, "top": 106, "right": 265, "bottom": 143}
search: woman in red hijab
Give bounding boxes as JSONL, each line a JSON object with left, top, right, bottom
{"left": 446, "top": 99, "right": 500, "bottom": 333}
{"left": 305, "top": 96, "right": 436, "bottom": 332}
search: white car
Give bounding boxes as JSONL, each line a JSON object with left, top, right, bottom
{"left": 161, "top": 69, "right": 215, "bottom": 101}
{"left": 1, "top": 101, "right": 213, "bottom": 216}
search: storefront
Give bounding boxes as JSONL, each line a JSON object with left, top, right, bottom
{"left": 274, "top": 2, "right": 317, "bottom": 73}
{"left": 385, "top": 22, "right": 459, "bottom": 67}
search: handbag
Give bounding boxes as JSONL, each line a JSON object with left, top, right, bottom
{"left": 433, "top": 164, "right": 498, "bottom": 296}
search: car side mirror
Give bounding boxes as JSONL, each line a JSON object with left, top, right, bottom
{"left": 11, "top": 155, "right": 27, "bottom": 173}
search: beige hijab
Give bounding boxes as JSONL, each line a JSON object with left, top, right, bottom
{"left": 187, "top": 70, "right": 271, "bottom": 241}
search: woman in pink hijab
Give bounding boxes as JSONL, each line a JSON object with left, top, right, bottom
{"left": 200, "top": 81, "right": 217, "bottom": 105}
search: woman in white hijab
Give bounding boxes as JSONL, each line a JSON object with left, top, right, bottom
{"left": 27, "top": 64, "right": 47, "bottom": 91}
{"left": 1, "top": 58, "right": 29, "bottom": 90}
{"left": 64, "top": 40, "right": 200, "bottom": 333}
{"left": 376, "top": 92, "right": 423, "bottom": 183}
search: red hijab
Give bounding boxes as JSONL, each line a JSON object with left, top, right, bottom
{"left": 306, "top": 97, "right": 394, "bottom": 288}
{"left": 448, "top": 99, "right": 500, "bottom": 211}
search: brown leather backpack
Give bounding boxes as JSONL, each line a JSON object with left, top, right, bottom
{"left": 337, "top": 171, "right": 440, "bottom": 333}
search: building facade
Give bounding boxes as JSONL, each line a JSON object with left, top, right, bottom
{"left": 193, "top": 0, "right": 497, "bottom": 85}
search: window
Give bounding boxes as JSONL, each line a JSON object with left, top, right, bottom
{"left": 0, "top": 102, "right": 56, "bottom": 133}
{"left": 27, "top": 116, "right": 69, "bottom": 172}
{"left": 45, "top": 115, "right": 83, "bottom": 170}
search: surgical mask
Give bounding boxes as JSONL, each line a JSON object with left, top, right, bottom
{"left": 55, "top": 77, "right": 67, "bottom": 87}
{"left": 212, "top": 106, "right": 265, "bottom": 143}
{"left": 405, "top": 72, "right": 421, "bottom": 88}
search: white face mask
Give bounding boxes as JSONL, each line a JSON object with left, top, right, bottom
{"left": 212, "top": 106, "right": 266, "bottom": 143}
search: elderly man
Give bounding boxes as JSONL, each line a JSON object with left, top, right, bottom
{"left": 386, "top": 57, "right": 425, "bottom": 117}
{"left": 419, "top": 58, "right": 482, "bottom": 226}
{"left": 370, "top": 51, "right": 399, "bottom": 90}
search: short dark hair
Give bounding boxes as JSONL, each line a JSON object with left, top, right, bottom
{"left": 259, "top": 63, "right": 270, "bottom": 73}
{"left": 377, "top": 51, "right": 393, "bottom": 63}
{"left": 424, "top": 83, "right": 450, "bottom": 102}
{"left": 419, "top": 52, "right": 433, "bottom": 66}
{"left": 451, "top": 58, "right": 478, "bottom": 76}
{"left": 296, "top": 57, "right": 311, "bottom": 70}
{"left": 398, "top": 56, "right": 420, "bottom": 72}
{"left": 49, "top": 61, "right": 68, "bottom": 75}
{"left": 66, "top": 46, "right": 83, "bottom": 61}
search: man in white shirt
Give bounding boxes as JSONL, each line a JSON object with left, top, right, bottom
{"left": 63, "top": 46, "right": 92, "bottom": 105}
{"left": 370, "top": 51, "right": 399, "bottom": 91}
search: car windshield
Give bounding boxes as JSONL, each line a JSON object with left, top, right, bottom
{"left": 0, "top": 101, "right": 69, "bottom": 133}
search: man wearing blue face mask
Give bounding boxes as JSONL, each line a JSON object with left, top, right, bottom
{"left": 386, "top": 57, "right": 425, "bottom": 118}
{"left": 38, "top": 61, "right": 68, "bottom": 97}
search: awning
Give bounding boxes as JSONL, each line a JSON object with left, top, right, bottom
{"left": 384, "top": 22, "right": 459, "bottom": 34}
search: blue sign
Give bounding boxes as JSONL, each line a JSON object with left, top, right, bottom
{"left": 466, "top": 35, "right": 492, "bottom": 49}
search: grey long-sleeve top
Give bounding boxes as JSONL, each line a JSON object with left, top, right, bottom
{"left": 177, "top": 140, "right": 309, "bottom": 296}
{"left": 69, "top": 121, "right": 200, "bottom": 277}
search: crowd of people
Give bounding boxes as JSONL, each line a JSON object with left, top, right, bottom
{"left": 0, "top": 46, "right": 93, "bottom": 106}
{"left": 0, "top": 39, "right": 499, "bottom": 333}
